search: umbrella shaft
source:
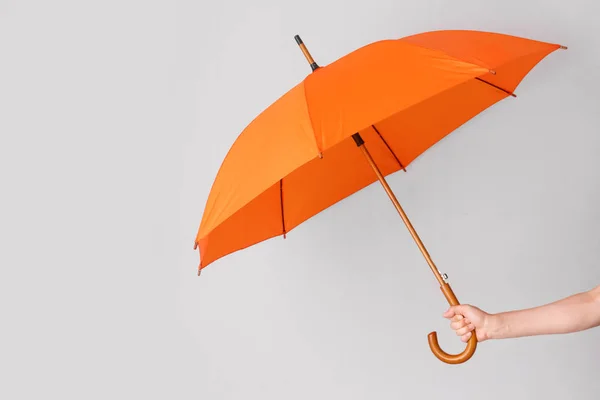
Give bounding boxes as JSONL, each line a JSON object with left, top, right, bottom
{"left": 352, "top": 133, "right": 446, "bottom": 286}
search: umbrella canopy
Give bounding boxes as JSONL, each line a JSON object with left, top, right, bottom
{"left": 195, "top": 30, "right": 563, "bottom": 269}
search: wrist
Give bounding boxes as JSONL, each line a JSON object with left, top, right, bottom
{"left": 484, "top": 313, "right": 506, "bottom": 340}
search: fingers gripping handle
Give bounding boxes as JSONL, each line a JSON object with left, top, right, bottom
{"left": 428, "top": 283, "right": 478, "bottom": 364}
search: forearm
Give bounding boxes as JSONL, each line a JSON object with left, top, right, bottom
{"left": 488, "top": 285, "right": 600, "bottom": 339}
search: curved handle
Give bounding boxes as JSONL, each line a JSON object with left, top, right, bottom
{"left": 428, "top": 328, "right": 477, "bottom": 364}
{"left": 429, "top": 282, "right": 478, "bottom": 364}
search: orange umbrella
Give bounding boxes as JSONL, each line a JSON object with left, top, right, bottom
{"left": 194, "top": 30, "right": 566, "bottom": 364}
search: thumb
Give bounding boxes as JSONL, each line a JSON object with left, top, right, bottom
{"left": 443, "top": 304, "right": 470, "bottom": 319}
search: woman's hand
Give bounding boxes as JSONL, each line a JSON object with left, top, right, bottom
{"left": 443, "top": 284, "right": 600, "bottom": 342}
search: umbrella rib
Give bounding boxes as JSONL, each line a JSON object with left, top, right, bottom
{"left": 279, "top": 179, "right": 287, "bottom": 238}
{"left": 474, "top": 77, "right": 516, "bottom": 97}
{"left": 372, "top": 125, "right": 406, "bottom": 172}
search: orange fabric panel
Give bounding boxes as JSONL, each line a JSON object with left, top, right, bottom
{"left": 304, "top": 39, "right": 490, "bottom": 152}
{"left": 490, "top": 50, "right": 560, "bottom": 94}
{"left": 198, "top": 82, "right": 319, "bottom": 239}
{"left": 199, "top": 181, "right": 283, "bottom": 267}
{"left": 400, "top": 30, "right": 560, "bottom": 72}
{"left": 376, "top": 78, "right": 509, "bottom": 167}
{"left": 400, "top": 30, "right": 560, "bottom": 94}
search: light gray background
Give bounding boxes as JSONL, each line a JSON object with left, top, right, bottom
{"left": 1, "top": 0, "right": 598, "bottom": 399}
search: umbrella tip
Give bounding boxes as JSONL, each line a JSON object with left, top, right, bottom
{"left": 560, "top": 45, "right": 568, "bottom": 50}
{"left": 294, "top": 34, "right": 320, "bottom": 72}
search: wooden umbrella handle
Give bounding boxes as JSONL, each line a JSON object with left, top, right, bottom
{"left": 427, "top": 283, "right": 478, "bottom": 364}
